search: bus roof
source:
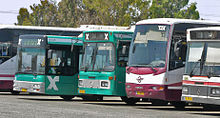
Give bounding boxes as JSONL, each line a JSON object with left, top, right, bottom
{"left": 80, "top": 25, "right": 133, "bottom": 31}
{"left": 0, "top": 25, "right": 134, "bottom": 32}
{"left": 0, "top": 24, "right": 85, "bottom": 32}
{"left": 84, "top": 29, "right": 134, "bottom": 33}
{"left": 136, "top": 18, "right": 220, "bottom": 25}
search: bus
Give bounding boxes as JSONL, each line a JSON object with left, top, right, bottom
{"left": 182, "top": 27, "right": 220, "bottom": 108}
{"left": 13, "top": 35, "right": 82, "bottom": 100}
{"left": 125, "top": 18, "right": 220, "bottom": 108}
{"left": 78, "top": 28, "right": 135, "bottom": 101}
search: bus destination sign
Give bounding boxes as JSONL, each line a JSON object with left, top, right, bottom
{"left": 85, "top": 32, "right": 109, "bottom": 40}
{"left": 190, "top": 30, "right": 220, "bottom": 40}
{"left": 19, "top": 38, "right": 45, "bottom": 47}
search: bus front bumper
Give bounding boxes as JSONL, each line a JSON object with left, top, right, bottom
{"left": 181, "top": 95, "right": 220, "bottom": 105}
{"left": 125, "top": 83, "right": 182, "bottom": 101}
{"left": 13, "top": 80, "right": 45, "bottom": 94}
{"left": 78, "top": 87, "right": 116, "bottom": 96}
{"left": 78, "top": 79, "right": 120, "bottom": 96}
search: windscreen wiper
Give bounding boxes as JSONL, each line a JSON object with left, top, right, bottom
{"left": 88, "top": 45, "right": 98, "bottom": 72}
{"left": 130, "top": 64, "right": 157, "bottom": 72}
{"left": 189, "top": 60, "right": 200, "bottom": 77}
{"left": 199, "top": 43, "right": 207, "bottom": 75}
{"left": 149, "top": 65, "right": 157, "bottom": 73}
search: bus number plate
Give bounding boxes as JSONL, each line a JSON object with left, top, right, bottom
{"left": 79, "top": 90, "right": 85, "bottom": 94}
{"left": 185, "top": 97, "right": 192, "bottom": 101}
{"left": 21, "top": 88, "right": 27, "bottom": 92}
{"left": 136, "top": 91, "right": 144, "bottom": 95}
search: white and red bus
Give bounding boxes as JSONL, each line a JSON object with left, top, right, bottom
{"left": 182, "top": 27, "right": 220, "bottom": 108}
{"left": 0, "top": 25, "right": 84, "bottom": 94}
{"left": 125, "top": 18, "right": 220, "bottom": 108}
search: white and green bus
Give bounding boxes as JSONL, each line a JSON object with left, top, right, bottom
{"left": 13, "top": 35, "right": 82, "bottom": 100}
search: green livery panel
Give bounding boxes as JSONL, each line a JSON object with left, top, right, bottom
{"left": 45, "top": 75, "right": 79, "bottom": 95}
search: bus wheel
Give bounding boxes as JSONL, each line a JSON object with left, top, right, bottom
{"left": 60, "top": 95, "right": 75, "bottom": 101}
{"left": 11, "top": 91, "right": 20, "bottom": 95}
{"left": 96, "top": 96, "right": 103, "bottom": 101}
{"left": 171, "top": 101, "right": 186, "bottom": 110}
{"left": 121, "top": 96, "right": 139, "bottom": 105}
{"left": 151, "top": 100, "right": 168, "bottom": 106}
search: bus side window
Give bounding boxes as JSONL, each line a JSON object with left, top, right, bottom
{"left": 117, "top": 41, "right": 130, "bottom": 67}
{"left": 46, "top": 46, "right": 75, "bottom": 76}
{"left": 169, "top": 35, "right": 187, "bottom": 70}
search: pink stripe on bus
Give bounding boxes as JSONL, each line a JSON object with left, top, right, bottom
{"left": 0, "top": 74, "right": 15, "bottom": 77}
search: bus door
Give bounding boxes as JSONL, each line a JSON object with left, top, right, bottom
{"left": 116, "top": 40, "right": 130, "bottom": 95}
{"left": 167, "top": 31, "right": 187, "bottom": 99}
{"left": 45, "top": 45, "right": 80, "bottom": 95}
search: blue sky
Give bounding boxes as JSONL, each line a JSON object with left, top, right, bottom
{"left": 0, "top": 0, "right": 219, "bottom": 25}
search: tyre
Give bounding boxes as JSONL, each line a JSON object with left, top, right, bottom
{"left": 60, "top": 95, "right": 75, "bottom": 101}
{"left": 121, "top": 96, "right": 139, "bottom": 105}
{"left": 11, "top": 91, "right": 20, "bottom": 95}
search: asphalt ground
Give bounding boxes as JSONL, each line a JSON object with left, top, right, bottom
{"left": 0, "top": 92, "right": 220, "bottom": 118}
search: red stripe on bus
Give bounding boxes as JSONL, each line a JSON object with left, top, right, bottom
{"left": 0, "top": 74, "right": 15, "bottom": 77}
{"left": 182, "top": 80, "right": 195, "bottom": 84}
{"left": 183, "top": 80, "right": 220, "bottom": 87}
{"left": 192, "top": 75, "right": 208, "bottom": 78}
{"left": 207, "top": 82, "right": 220, "bottom": 86}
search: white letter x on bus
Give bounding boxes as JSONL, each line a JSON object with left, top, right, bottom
{"left": 37, "top": 39, "right": 42, "bottom": 45}
{"left": 47, "top": 76, "right": 59, "bottom": 91}
{"left": 105, "top": 33, "right": 108, "bottom": 40}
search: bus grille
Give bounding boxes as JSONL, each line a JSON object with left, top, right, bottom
{"left": 79, "top": 79, "right": 100, "bottom": 88}
{"left": 188, "top": 85, "right": 208, "bottom": 96}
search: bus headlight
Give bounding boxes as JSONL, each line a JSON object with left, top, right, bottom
{"left": 152, "top": 86, "right": 157, "bottom": 90}
{"left": 100, "top": 80, "right": 110, "bottom": 89}
{"left": 78, "top": 80, "right": 83, "bottom": 87}
{"left": 211, "top": 88, "right": 220, "bottom": 95}
{"left": 151, "top": 86, "right": 164, "bottom": 91}
{"left": 126, "top": 85, "right": 131, "bottom": 88}
{"left": 33, "top": 84, "right": 40, "bottom": 89}
{"left": 101, "top": 81, "right": 108, "bottom": 87}
{"left": 182, "top": 87, "right": 188, "bottom": 94}
{"left": 13, "top": 83, "right": 17, "bottom": 87}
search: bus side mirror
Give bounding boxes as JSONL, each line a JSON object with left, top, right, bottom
{"left": 71, "top": 44, "right": 74, "bottom": 52}
{"left": 122, "top": 45, "right": 127, "bottom": 55}
{"left": 132, "top": 44, "right": 136, "bottom": 53}
{"left": 174, "top": 40, "right": 182, "bottom": 58}
{"left": 48, "top": 50, "right": 52, "bottom": 59}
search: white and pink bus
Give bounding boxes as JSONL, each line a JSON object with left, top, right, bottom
{"left": 0, "top": 25, "right": 84, "bottom": 94}
{"left": 125, "top": 18, "right": 220, "bottom": 108}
